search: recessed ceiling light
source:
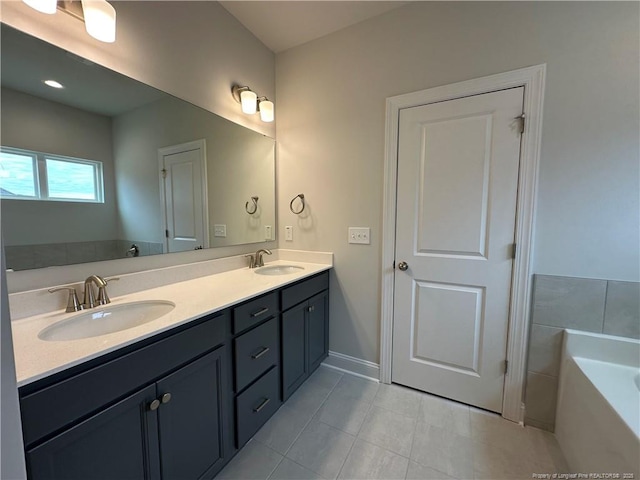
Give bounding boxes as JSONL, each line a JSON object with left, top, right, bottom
{"left": 44, "top": 80, "right": 64, "bottom": 89}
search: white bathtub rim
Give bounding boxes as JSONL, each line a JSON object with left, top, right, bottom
{"left": 562, "top": 328, "right": 640, "bottom": 368}
{"left": 572, "top": 356, "right": 640, "bottom": 438}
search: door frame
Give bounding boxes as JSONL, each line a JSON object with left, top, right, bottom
{"left": 380, "top": 65, "right": 546, "bottom": 423}
{"left": 158, "top": 139, "right": 209, "bottom": 253}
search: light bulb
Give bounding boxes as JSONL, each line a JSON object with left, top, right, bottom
{"left": 44, "top": 80, "right": 64, "bottom": 89}
{"left": 23, "top": 0, "right": 57, "bottom": 14}
{"left": 81, "top": 0, "right": 116, "bottom": 43}
{"left": 259, "top": 100, "right": 274, "bottom": 122}
{"left": 240, "top": 90, "right": 257, "bottom": 115}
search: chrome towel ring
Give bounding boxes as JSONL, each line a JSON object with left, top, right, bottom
{"left": 245, "top": 196, "right": 259, "bottom": 214}
{"left": 289, "top": 193, "right": 305, "bottom": 214}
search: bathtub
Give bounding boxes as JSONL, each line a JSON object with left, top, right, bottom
{"left": 555, "top": 329, "right": 640, "bottom": 476}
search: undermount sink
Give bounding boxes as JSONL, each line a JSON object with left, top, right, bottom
{"left": 39, "top": 300, "right": 176, "bottom": 341}
{"left": 254, "top": 265, "right": 304, "bottom": 276}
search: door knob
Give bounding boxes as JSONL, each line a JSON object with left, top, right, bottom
{"left": 398, "top": 261, "right": 409, "bottom": 271}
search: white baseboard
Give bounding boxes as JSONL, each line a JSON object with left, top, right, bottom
{"left": 321, "top": 351, "right": 380, "bottom": 382}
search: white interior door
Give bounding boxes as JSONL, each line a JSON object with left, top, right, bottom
{"left": 160, "top": 140, "right": 208, "bottom": 253}
{"left": 392, "top": 87, "right": 524, "bottom": 413}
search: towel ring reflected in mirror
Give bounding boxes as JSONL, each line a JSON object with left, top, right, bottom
{"left": 289, "top": 193, "right": 305, "bottom": 214}
{"left": 245, "top": 196, "right": 259, "bottom": 214}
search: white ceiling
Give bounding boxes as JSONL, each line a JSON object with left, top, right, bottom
{"left": 219, "top": 1, "right": 408, "bottom": 53}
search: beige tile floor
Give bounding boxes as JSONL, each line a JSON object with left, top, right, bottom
{"left": 218, "top": 366, "right": 568, "bottom": 480}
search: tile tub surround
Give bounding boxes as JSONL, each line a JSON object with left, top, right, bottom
{"left": 525, "top": 274, "right": 640, "bottom": 431}
{"left": 9, "top": 252, "right": 332, "bottom": 386}
{"left": 218, "top": 366, "right": 567, "bottom": 480}
{"left": 4, "top": 239, "right": 164, "bottom": 271}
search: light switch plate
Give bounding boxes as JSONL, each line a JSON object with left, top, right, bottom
{"left": 285, "top": 226, "right": 293, "bottom": 241}
{"left": 214, "top": 224, "right": 227, "bottom": 237}
{"left": 348, "top": 227, "right": 370, "bottom": 244}
{"left": 265, "top": 225, "right": 272, "bottom": 241}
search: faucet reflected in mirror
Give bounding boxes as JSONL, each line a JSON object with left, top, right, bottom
{"left": 0, "top": 25, "right": 276, "bottom": 272}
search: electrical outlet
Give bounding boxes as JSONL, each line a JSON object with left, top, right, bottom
{"left": 285, "top": 226, "right": 293, "bottom": 241}
{"left": 348, "top": 227, "right": 370, "bottom": 244}
{"left": 213, "top": 224, "right": 227, "bottom": 237}
{"left": 265, "top": 225, "right": 272, "bottom": 241}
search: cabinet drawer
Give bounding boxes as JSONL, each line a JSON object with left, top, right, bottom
{"left": 236, "top": 367, "right": 280, "bottom": 447}
{"left": 234, "top": 318, "right": 279, "bottom": 392}
{"left": 233, "top": 291, "right": 278, "bottom": 334}
{"left": 281, "top": 271, "right": 329, "bottom": 311}
{"left": 20, "top": 311, "right": 229, "bottom": 447}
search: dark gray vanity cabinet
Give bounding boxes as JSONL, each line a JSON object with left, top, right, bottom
{"left": 27, "top": 384, "right": 160, "bottom": 480}
{"left": 21, "top": 312, "right": 232, "bottom": 480}
{"left": 281, "top": 272, "right": 329, "bottom": 400}
{"left": 232, "top": 292, "right": 281, "bottom": 448}
{"left": 19, "top": 269, "right": 331, "bottom": 480}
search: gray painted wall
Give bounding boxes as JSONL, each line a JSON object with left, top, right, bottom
{"left": 275, "top": 2, "right": 640, "bottom": 365}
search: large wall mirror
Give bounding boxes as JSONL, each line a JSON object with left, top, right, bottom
{"left": 0, "top": 25, "right": 275, "bottom": 271}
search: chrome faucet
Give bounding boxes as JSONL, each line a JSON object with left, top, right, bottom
{"left": 83, "top": 275, "right": 107, "bottom": 309}
{"left": 254, "top": 249, "right": 272, "bottom": 268}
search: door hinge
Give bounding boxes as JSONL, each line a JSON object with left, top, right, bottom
{"left": 161, "top": 168, "right": 167, "bottom": 179}
{"left": 504, "top": 360, "right": 509, "bottom": 374}
{"left": 512, "top": 243, "right": 517, "bottom": 259}
{"left": 515, "top": 114, "right": 525, "bottom": 134}
{"left": 165, "top": 229, "right": 169, "bottom": 238}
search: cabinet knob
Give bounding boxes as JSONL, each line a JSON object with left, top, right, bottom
{"left": 149, "top": 399, "right": 161, "bottom": 411}
{"left": 307, "top": 305, "right": 315, "bottom": 312}
{"left": 161, "top": 393, "right": 172, "bottom": 404}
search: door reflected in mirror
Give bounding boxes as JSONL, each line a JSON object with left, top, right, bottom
{"left": 0, "top": 25, "right": 275, "bottom": 271}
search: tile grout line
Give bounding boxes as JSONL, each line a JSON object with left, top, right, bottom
{"left": 600, "top": 280, "right": 609, "bottom": 334}
{"left": 282, "top": 371, "right": 343, "bottom": 458}
{"left": 264, "top": 447, "right": 285, "bottom": 480}
{"left": 404, "top": 396, "right": 422, "bottom": 479}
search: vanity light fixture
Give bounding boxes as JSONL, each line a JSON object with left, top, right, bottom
{"left": 232, "top": 85, "right": 274, "bottom": 122}
{"left": 22, "top": 0, "right": 116, "bottom": 43}
{"left": 44, "top": 79, "right": 64, "bottom": 89}
{"left": 258, "top": 97, "right": 274, "bottom": 123}
{"left": 23, "top": 0, "right": 57, "bottom": 14}
{"left": 81, "top": 0, "right": 116, "bottom": 43}
{"left": 232, "top": 85, "right": 257, "bottom": 115}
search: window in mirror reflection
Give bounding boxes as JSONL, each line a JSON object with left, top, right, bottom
{"left": 0, "top": 146, "right": 104, "bottom": 202}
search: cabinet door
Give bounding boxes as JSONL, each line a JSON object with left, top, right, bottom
{"left": 27, "top": 384, "right": 160, "bottom": 480}
{"left": 281, "top": 303, "right": 307, "bottom": 400}
{"left": 307, "top": 291, "right": 329, "bottom": 372}
{"left": 156, "top": 346, "right": 229, "bottom": 480}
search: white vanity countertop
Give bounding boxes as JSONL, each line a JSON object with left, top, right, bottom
{"left": 11, "top": 260, "right": 331, "bottom": 388}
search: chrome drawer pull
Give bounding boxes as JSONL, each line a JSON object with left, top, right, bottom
{"left": 250, "top": 307, "right": 269, "bottom": 318}
{"left": 251, "top": 347, "right": 270, "bottom": 359}
{"left": 253, "top": 398, "right": 270, "bottom": 413}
